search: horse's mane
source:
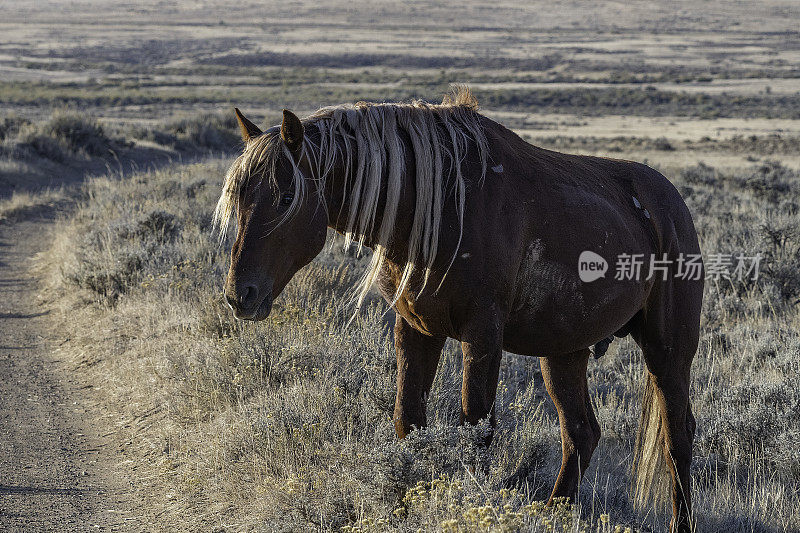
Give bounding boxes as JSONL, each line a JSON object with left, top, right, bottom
{"left": 214, "top": 85, "right": 489, "bottom": 307}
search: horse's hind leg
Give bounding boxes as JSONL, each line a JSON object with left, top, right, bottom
{"left": 634, "top": 276, "right": 702, "bottom": 533}
{"left": 540, "top": 348, "right": 601, "bottom": 502}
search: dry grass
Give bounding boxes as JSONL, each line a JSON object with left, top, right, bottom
{"left": 0, "top": 187, "right": 67, "bottom": 222}
{"left": 37, "top": 152, "right": 800, "bottom": 532}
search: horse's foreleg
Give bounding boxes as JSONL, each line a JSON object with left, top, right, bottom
{"left": 540, "top": 349, "right": 600, "bottom": 503}
{"left": 460, "top": 325, "right": 503, "bottom": 443}
{"left": 393, "top": 315, "right": 446, "bottom": 439}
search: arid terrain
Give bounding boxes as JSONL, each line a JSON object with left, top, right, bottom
{"left": 1, "top": 1, "right": 799, "bottom": 531}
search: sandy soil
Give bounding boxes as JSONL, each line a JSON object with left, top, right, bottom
{"left": 0, "top": 212, "right": 137, "bottom": 531}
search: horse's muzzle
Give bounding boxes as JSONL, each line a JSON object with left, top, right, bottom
{"left": 225, "top": 283, "right": 273, "bottom": 321}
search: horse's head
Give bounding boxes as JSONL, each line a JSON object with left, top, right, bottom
{"left": 218, "top": 108, "right": 327, "bottom": 320}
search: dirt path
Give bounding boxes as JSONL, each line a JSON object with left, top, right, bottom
{"left": 0, "top": 217, "right": 133, "bottom": 531}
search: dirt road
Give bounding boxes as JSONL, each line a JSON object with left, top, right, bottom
{"left": 0, "top": 217, "right": 132, "bottom": 531}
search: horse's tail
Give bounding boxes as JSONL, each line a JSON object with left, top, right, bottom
{"left": 632, "top": 372, "right": 670, "bottom": 508}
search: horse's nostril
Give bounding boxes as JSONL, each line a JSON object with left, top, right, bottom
{"left": 225, "top": 284, "right": 259, "bottom": 312}
{"left": 239, "top": 284, "right": 258, "bottom": 308}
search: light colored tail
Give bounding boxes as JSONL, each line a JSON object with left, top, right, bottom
{"left": 632, "top": 373, "right": 670, "bottom": 508}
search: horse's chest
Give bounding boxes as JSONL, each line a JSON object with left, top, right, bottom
{"left": 394, "top": 296, "right": 442, "bottom": 336}
{"left": 377, "top": 266, "right": 453, "bottom": 337}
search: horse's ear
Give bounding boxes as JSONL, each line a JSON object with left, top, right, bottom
{"left": 234, "top": 107, "right": 262, "bottom": 142}
{"left": 281, "top": 109, "right": 304, "bottom": 153}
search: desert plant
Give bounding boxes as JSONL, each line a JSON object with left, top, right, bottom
{"left": 46, "top": 156, "right": 800, "bottom": 532}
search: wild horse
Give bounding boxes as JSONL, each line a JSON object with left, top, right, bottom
{"left": 216, "top": 88, "right": 703, "bottom": 532}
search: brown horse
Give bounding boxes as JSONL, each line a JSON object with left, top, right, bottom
{"left": 216, "top": 87, "right": 703, "bottom": 532}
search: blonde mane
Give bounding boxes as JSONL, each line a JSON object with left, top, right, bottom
{"left": 214, "top": 86, "right": 489, "bottom": 308}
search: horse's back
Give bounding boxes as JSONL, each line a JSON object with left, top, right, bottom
{"left": 488, "top": 121, "right": 701, "bottom": 257}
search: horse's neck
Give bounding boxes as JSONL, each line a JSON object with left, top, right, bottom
{"left": 316, "top": 129, "right": 414, "bottom": 256}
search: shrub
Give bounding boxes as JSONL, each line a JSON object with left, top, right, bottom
{"left": 735, "top": 160, "right": 798, "bottom": 202}
{"left": 42, "top": 112, "right": 115, "bottom": 156}
{"left": 652, "top": 137, "right": 674, "bottom": 151}
{"left": 167, "top": 113, "right": 239, "bottom": 151}
{"left": 758, "top": 213, "right": 800, "bottom": 304}
{"left": 5, "top": 111, "right": 121, "bottom": 160}
{"left": 12, "top": 123, "right": 69, "bottom": 161}
{"left": 0, "top": 116, "right": 30, "bottom": 141}
{"left": 127, "top": 113, "right": 240, "bottom": 153}
{"left": 680, "top": 162, "right": 719, "bottom": 186}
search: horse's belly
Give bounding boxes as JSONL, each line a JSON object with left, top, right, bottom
{"left": 503, "top": 261, "right": 649, "bottom": 356}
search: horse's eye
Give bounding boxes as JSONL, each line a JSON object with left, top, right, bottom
{"left": 280, "top": 192, "right": 293, "bottom": 206}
